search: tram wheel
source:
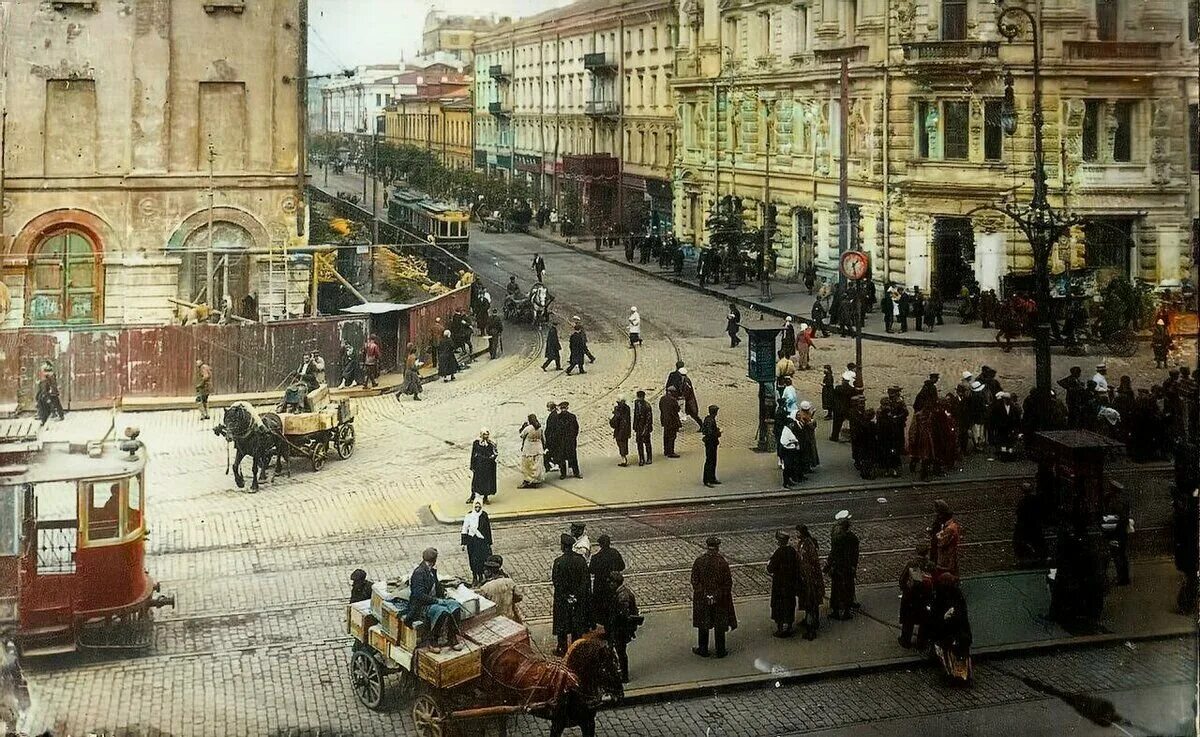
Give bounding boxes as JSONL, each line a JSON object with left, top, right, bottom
{"left": 350, "top": 650, "right": 385, "bottom": 710}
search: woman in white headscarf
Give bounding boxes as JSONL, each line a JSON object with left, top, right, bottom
{"left": 460, "top": 500, "right": 493, "bottom": 586}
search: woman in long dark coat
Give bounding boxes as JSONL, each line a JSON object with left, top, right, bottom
{"left": 468, "top": 429, "right": 498, "bottom": 504}
{"left": 766, "top": 532, "right": 800, "bottom": 637}
{"left": 437, "top": 329, "right": 458, "bottom": 382}
{"left": 794, "top": 524, "right": 825, "bottom": 639}
{"left": 460, "top": 501, "right": 493, "bottom": 586}
{"left": 928, "top": 573, "right": 973, "bottom": 684}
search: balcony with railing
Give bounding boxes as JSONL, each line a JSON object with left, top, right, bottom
{"left": 584, "top": 52, "right": 618, "bottom": 73}
{"left": 1063, "top": 41, "right": 1166, "bottom": 61}
{"left": 488, "top": 64, "right": 511, "bottom": 82}
{"left": 584, "top": 100, "right": 620, "bottom": 118}
{"left": 488, "top": 101, "right": 511, "bottom": 117}
{"left": 902, "top": 40, "right": 1000, "bottom": 64}
{"left": 812, "top": 44, "right": 870, "bottom": 65}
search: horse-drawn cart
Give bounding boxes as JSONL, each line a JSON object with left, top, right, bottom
{"left": 278, "top": 385, "right": 356, "bottom": 471}
{"left": 347, "top": 579, "right": 620, "bottom": 737}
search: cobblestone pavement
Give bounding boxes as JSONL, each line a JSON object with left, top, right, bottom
{"left": 20, "top": 214, "right": 1192, "bottom": 735}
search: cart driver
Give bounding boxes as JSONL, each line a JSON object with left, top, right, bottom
{"left": 506, "top": 275, "right": 521, "bottom": 299}
{"left": 408, "top": 548, "right": 464, "bottom": 653}
{"left": 280, "top": 374, "right": 312, "bottom": 414}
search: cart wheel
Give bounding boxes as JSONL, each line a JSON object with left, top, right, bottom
{"left": 350, "top": 650, "right": 386, "bottom": 710}
{"left": 336, "top": 423, "right": 356, "bottom": 460}
{"left": 312, "top": 441, "right": 328, "bottom": 472}
{"left": 412, "top": 694, "right": 445, "bottom": 737}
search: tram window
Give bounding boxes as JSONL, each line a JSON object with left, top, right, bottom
{"left": 126, "top": 475, "right": 143, "bottom": 533}
{"left": 86, "top": 482, "right": 121, "bottom": 541}
{"left": 35, "top": 481, "right": 76, "bottom": 522}
{"left": 0, "top": 488, "right": 19, "bottom": 556}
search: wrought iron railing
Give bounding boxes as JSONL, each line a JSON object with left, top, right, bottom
{"left": 902, "top": 41, "right": 1000, "bottom": 62}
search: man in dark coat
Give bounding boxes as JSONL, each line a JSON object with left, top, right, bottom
{"left": 780, "top": 317, "right": 796, "bottom": 357}
{"left": 877, "top": 387, "right": 909, "bottom": 477}
{"left": 881, "top": 289, "right": 895, "bottom": 333}
{"left": 608, "top": 572, "right": 640, "bottom": 683}
{"left": 826, "top": 511, "right": 860, "bottom": 620}
{"left": 811, "top": 298, "right": 830, "bottom": 337}
{"left": 1012, "top": 482, "right": 1047, "bottom": 565}
{"left": 552, "top": 533, "right": 592, "bottom": 656}
{"left": 610, "top": 397, "right": 633, "bottom": 466}
{"left": 701, "top": 404, "right": 722, "bottom": 487}
{"left": 766, "top": 532, "right": 800, "bottom": 637}
{"left": 659, "top": 387, "right": 682, "bottom": 458}
{"left": 987, "top": 392, "right": 1022, "bottom": 459}
{"left": 589, "top": 534, "right": 626, "bottom": 630}
{"left": 898, "top": 289, "right": 912, "bottom": 332}
{"left": 691, "top": 536, "right": 736, "bottom": 657}
{"left": 543, "top": 401, "right": 562, "bottom": 473}
{"left": 542, "top": 322, "right": 562, "bottom": 371}
{"left": 565, "top": 324, "right": 588, "bottom": 375}
{"left": 830, "top": 371, "right": 857, "bottom": 442}
{"left": 409, "top": 548, "right": 463, "bottom": 651}
{"left": 633, "top": 390, "right": 654, "bottom": 465}
{"left": 726, "top": 304, "right": 742, "bottom": 347}
{"left": 557, "top": 401, "right": 582, "bottom": 479}
{"left": 487, "top": 311, "right": 504, "bottom": 358}
{"left": 665, "top": 360, "right": 685, "bottom": 393}
{"left": 913, "top": 288, "right": 926, "bottom": 331}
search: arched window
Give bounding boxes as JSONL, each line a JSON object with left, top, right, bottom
{"left": 178, "top": 222, "right": 254, "bottom": 307}
{"left": 28, "top": 230, "right": 101, "bottom": 325}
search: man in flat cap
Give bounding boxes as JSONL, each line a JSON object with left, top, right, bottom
{"left": 826, "top": 511, "right": 860, "bottom": 620}
{"left": 690, "top": 536, "right": 736, "bottom": 657}
{"left": 552, "top": 532, "right": 591, "bottom": 656}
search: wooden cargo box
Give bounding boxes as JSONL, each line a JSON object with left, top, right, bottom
{"left": 346, "top": 600, "right": 377, "bottom": 642}
{"left": 417, "top": 641, "right": 481, "bottom": 689}
{"left": 280, "top": 411, "right": 334, "bottom": 435}
{"left": 462, "top": 615, "right": 529, "bottom": 652}
{"left": 367, "top": 624, "right": 393, "bottom": 655}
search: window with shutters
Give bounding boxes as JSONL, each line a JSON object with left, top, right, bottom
{"left": 1095, "top": 0, "right": 1118, "bottom": 40}
{"left": 942, "top": 0, "right": 967, "bottom": 40}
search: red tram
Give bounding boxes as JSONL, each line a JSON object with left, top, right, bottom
{"left": 0, "top": 421, "right": 172, "bottom": 656}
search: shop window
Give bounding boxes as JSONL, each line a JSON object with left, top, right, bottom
{"left": 28, "top": 230, "right": 101, "bottom": 326}
{"left": 87, "top": 482, "right": 121, "bottom": 542}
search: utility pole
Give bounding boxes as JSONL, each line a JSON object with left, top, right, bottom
{"left": 837, "top": 56, "right": 850, "bottom": 280}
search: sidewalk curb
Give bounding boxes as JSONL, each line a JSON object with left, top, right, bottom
{"left": 615, "top": 628, "right": 1193, "bottom": 708}
{"left": 426, "top": 461, "right": 1171, "bottom": 524}
{"left": 527, "top": 229, "right": 1027, "bottom": 350}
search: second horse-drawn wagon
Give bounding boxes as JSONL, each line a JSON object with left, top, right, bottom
{"left": 346, "top": 576, "right": 621, "bottom": 737}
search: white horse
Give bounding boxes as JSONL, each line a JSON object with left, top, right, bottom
{"left": 529, "top": 283, "right": 552, "bottom": 328}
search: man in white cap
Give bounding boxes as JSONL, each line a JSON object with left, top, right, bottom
{"left": 959, "top": 370, "right": 975, "bottom": 395}
{"left": 827, "top": 510, "right": 859, "bottom": 620}
{"left": 627, "top": 306, "right": 642, "bottom": 349}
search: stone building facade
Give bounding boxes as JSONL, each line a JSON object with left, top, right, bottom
{"left": 422, "top": 10, "right": 506, "bottom": 66}
{"left": 322, "top": 65, "right": 411, "bottom": 136}
{"left": 473, "top": 0, "right": 678, "bottom": 232}
{"left": 0, "top": 0, "right": 308, "bottom": 327}
{"left": 384, "top": 86, "right": 475, "bottom": 171}
{"left": 673, "top": 0, "right": 1198, "bottom": 294}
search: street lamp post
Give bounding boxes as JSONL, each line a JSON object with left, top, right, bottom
{"left": 995, "top": 2, "right": 1072, "bottom": 400}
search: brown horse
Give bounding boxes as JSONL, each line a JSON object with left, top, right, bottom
{"left": 482, "top": 630, "right": 622, "bottom": 737}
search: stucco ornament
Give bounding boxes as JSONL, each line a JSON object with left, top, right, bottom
{"left": 894, "top": 0, "right": 916, "bottom": 41}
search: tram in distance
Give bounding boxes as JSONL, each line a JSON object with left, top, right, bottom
{"left": 0, "top": 421, "right": 173, "bottom": 657}
{"left": 387, "top": 188, "right": 470, "bottom": 256}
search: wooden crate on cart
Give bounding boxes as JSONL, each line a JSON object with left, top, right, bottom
{"left": 416, "top": 641, "right": 482, "bottom": 689}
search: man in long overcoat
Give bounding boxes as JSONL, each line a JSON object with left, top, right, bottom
{"left": 589, "top": 534, "right": 626, "bottom": 630}
{"left": 690, "top": 536, "right": 736, "bottom": 657}
{"left": 542, "top": 322, "right": 562, "bottom": 371}
{"left": 633, "top": 390, "right": 654, "bottom": 465}
{"left": 826, "top": 511, "right": 860, "bottom": 620}
{"left": 610, "top": 396, "right": 633, "bottom": 466}
{"left": 557, "top": 402, "right": 582, "bottom": 478}
{"left": 552, "top": 533, "right": 591, "bottom": 656}
{"left": 659, "top": 387, "right": 682, "bottom": 458}
{"left": 542, "top": 401, "right": 561, "bottom": 473}
{"left": 766, "top": 532, "right": 800, "bottom": 637}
